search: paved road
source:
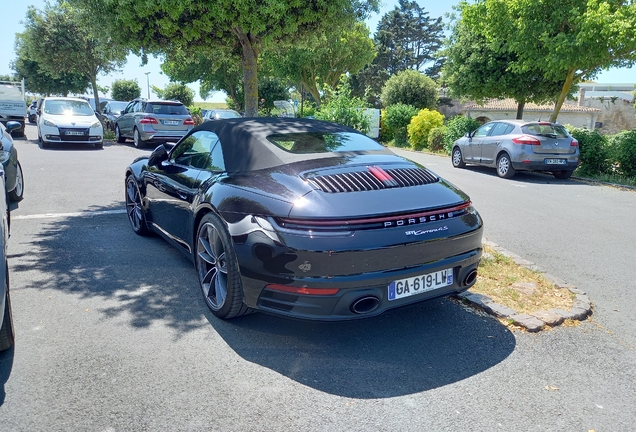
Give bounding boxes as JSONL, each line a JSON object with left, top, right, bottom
{"left": 0, "top": 127, "right": 634, "bottom": 431}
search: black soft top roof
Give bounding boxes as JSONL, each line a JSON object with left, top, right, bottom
{"left": 193, "top": 117, "right": 390, "bottom": 175}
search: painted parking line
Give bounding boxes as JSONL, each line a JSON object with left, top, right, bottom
{"left": 12, "top": 209, "right": 127, "bottom": 220}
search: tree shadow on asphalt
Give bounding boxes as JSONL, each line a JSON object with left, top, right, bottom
{"left": 7, "top": 203, "right": 516, "bottom": 398}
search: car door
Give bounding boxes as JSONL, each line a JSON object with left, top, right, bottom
{"left": 144, "top": 130, "right": 224, "bottom": 252}
{"left": 465, "top": 123, "right": 495, "bottom": 163}
{"left": 118, "top": 101, "right": 138, "bottom": 136}
{"left": 480, "top": 122, "right": 512, "bottom": 165}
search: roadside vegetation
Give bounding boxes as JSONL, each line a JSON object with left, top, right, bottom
{"left": 472, "top": 245, "right": 575, "bottom": 316}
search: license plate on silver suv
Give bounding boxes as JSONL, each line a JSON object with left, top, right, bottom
{"left": 162, "top": 120, "right": 180, "bottom": 125}
{"left": 545, "top": 158, "right": 566, "bottom": 165}
{"left": 388, "top": 268, "right": 453, "bottom": 301}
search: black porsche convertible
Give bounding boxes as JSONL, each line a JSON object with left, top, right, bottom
{"left": 125, "top": 118, "right": 483, "bottom": 320}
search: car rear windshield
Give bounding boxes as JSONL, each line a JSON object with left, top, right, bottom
{"left": 145, "top": 102, "right": 188, "bottom": 115}
{"left": 44, "top": 100, "right": 94, "bottom": 116}
{"left": 522, "top": 123, "right": 569, "bottom": 138}
{"left": 215, "top": 110, "right": 241, "bottom": 119}
{"left": 267, "top": 132, "right": 385, "bottom": 154}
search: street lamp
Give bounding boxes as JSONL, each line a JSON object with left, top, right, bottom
{"left": 145, "top": 72, "right": 151, "bottom": 99}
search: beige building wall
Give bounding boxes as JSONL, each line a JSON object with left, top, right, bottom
{"left": 582, "top": 97, "right": 636, "bottom": 135}
{"left": 465, "top": 109, "right": 596, "bottom": 129}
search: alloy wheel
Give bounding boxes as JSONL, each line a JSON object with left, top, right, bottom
{"left": 196, "top": 222, "right": 228, "bottom": 311}
{"left": 125, "top": 177, "right": 147, "bottom": 234}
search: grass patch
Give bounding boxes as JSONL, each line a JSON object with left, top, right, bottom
{"left": 471, "top": 245, "right": 575, "bottom": 315}
{"left": 192, "top": 102, "right": 227, "bottom": 109}
{"left": 103, "top": 130, "right": 115, "bottom": 140}
{"left": 574, "top": 171, "right": 636, "bottom": 188}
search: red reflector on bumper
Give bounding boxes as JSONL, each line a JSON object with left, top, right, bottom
{"left": 266, "top": 284, "right": 340, "bottom": 295}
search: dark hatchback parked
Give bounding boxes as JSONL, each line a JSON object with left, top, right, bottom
{"left": 125, "top": 118, "right": 483, "bottom": 321}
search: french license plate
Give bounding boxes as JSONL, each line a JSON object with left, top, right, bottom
{"left": 545, "top": 158, "right": 566, "bottom": 165}
{"left": 65, "top": 131, "right": 85, "bottom": 135}
{"left": 388, "top": 268, "right": 453, "bottom": 301}
{"left": 162, "top": 120, "right": 180, "bottom": 125}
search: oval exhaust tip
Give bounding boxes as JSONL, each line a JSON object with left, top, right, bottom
{"left": 350, "top": 296, "right": 380, "bottom": 314}
{"left": 463, "top": 269, "right": 478, "bottom": 287}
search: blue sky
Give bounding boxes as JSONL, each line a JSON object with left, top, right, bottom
{"left": 1, "top": 1, "right": 634, "bottom": 101}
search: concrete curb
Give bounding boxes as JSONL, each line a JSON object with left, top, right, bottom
{"left": 454, "top": 240, "right": 592, "bottom": 332}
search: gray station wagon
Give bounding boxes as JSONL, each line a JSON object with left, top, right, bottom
{"left": 451, "top": 120, "right": 579, "bottom": 179}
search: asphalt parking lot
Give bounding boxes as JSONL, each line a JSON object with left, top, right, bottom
{"left": 0, "top": 124, "right": 634, "bottom": 431}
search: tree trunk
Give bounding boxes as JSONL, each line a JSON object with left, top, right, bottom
{"left": 550, "top": 68, "right": 576, "bottom": 123}
{"left": 301, "top": 70, "right": 321, "bottom": 109}
{"left": 515, "top": 100, "right": 525, "bottom": 119}
{"left": 233, "top": 27, "right": 259, "bottom": 117}
{"left": 90, "top": 75, "right": 100, "bottom": 113}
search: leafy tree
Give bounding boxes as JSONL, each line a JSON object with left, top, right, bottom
{"left": 156, "top": 83, "right": 195, "bottom": 106}
{"left": 73, "top": 0, "right": 379, "bottom": 117}
{"left": 12, "top": 25, "right": 89, "bottom": 96}
{"left": 462, "top": 0, "right": 636, "bottom": 122}
{"left": 352, "top": 0, "right": 443, "bottom": 104}
{"left": 381, "top": 69, "right": 438, "bottom": 109}
{"left": 314, "top": 76, "right": 370, "bottom": 134}
{"left": 442, "top": 15, "right": 565, "bottom": 119}
{"left": 264, "top": 22, "right": 376, "bottom": 108}
{"left": 20, "top": 2, "right": 126, "bottom": 110}
{"left": 111, "top": 79, "right": 141, "bottom": 101}
{"left": 161, "top": 48, "right": 244, "bottom": 110}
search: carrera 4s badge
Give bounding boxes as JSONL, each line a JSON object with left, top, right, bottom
{"left": 405, "top": 226, "right": 449, "bottom": 236}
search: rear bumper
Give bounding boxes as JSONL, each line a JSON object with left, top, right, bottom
{"left": 252, "top": 248, "right": 481, "bottom": 320}
{"left": 233, "top": 207, "right": 484, "bottom": 320}
{"left": 512, "top": 159, "right": 579, "bottom": 172}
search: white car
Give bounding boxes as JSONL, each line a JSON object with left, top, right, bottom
{"left": 37, "top": 97, "right": 104, "bottom": 149}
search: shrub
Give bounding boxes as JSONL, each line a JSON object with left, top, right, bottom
{"left": 443, "top": 116, "right": 481, "bottom": 154}
{"left": 111, "top": 79, "right": 141, "bottom": 101}
{"left": 161, "top": 82, "right": 195, "bottom": 106}
{"left": 609, "top": 130, "right": 636, "bottom": 177}
{"left": 315, "top": 76, "right": 370, "bottom": 134}
{"left": 407, "top": 109, "right": 445, "bottom": 151}
{"left": 187, "top": 106, "right": 203, "bottom": 125}
{"left": 384, "top": 103, "right": 418, "bottom": 147}
{"left": 381, "top": 70, "right": 438, "bottom": 110}
{"left": 428, "top": 126, "right": 447, "bottom": 152}
{"left": 567, "top": 127, "right": 610, "bottom": 175}
{"left": 379, "top": 109, "right": 394, "bottom": 143}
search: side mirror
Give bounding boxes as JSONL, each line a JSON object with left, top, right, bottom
{"left": 148, "top": 144, "right": 170, "bottom": 167}
{"left": 5, "top": 121, "right": 21, "bottom": 133}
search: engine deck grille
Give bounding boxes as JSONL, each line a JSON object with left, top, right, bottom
{"left": 307, "top": 168, "right": 438, "bottom": 193}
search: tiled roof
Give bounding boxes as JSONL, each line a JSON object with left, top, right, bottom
{"left": 465, "top": 99, "right": 600, "bottom": 113}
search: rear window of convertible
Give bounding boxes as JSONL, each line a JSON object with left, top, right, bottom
{"left": 267, "top": 132, "right": 384, "bottom": 154}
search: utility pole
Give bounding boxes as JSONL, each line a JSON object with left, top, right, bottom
{"left": 145, "top": 72, "right": 151, "bottom": 99}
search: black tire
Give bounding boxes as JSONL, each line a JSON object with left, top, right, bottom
{"left": 115, "top": 125, "right": 126, "bottom": 143}
{"left": 125, "top": 175, "right": 150, "bottom": 236}
{"left": 28, "top": 115, "right": 36, "bottom": 124}
{"left": 195, "top": 213, "right": 251, "bottom": 319}
{"left": 452, "top": 147, "right": 466, "bottom": 168}
{"left": 8, "top": 161, "right": 24, "bottom": 203}
{"left": 0, "top": 282, "right": 14, "bottom": 352}
{"left": 496, "top": 153, "right": 516, "bottom": 179}
{"left": 553, "top": 170, "right": 573, "bottom": 179}
{"left": 133, "top": 128, "right": 146, "bottom": 149}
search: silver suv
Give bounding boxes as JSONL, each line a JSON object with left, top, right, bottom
{"left": 115, "top": 99, "right": 194, "bottom": 148}
{"left": 452, "top": 120, "right": 579, "bottom": 179}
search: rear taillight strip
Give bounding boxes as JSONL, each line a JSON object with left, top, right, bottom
{"left": 280, "top": 202, "right": 471, "bottom": 227}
